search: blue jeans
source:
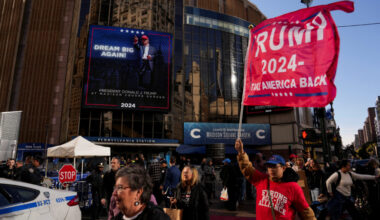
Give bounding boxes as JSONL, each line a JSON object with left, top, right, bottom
{"left": 327, "top": 191, "right": 358, "bottom": 220}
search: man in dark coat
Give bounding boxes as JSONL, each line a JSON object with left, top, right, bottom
{"left": 103, "top": 157, "right": 120, "bottom": 209}
{"left": 202, "top": 158, "right": 216, "bottom": 201}
{"left": 220, "top": 158, "right": 243, "bottom": 211}
{"left": 21, "top": 156, "right": 43, "bottom": 185}
{"left": 87, "top": 163, "right": 105, "bottom": 220}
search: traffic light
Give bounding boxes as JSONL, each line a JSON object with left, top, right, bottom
{"left": 300, "top": 128, "right": 322, "bottom": 145}
{"left": 302, "top": 130, "right": 308, "bottom": 139}
{"left": 301, "top": 128, "right": 316, "bottom": 140}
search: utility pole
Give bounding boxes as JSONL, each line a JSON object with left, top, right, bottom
{"left": 319, "top": 108, "right": 330, "bottom": 162}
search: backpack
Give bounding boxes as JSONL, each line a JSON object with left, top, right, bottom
{"left": 332, "top": 171, "right": 371, "bottom": 216}
{"left": 332, "top": 171, "right": 350, "bottom": 191}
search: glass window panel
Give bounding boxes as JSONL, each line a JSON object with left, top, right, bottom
{"left": 123, "top": 112, "right": 133, "bottom": 137}
{"left": 232, "top": 100, "right": 239, "bottom": 117}
{"left": 184, "top": 44, "right": 189, "bottom": 55}
{"left": 192, "top": 26, "right": 200, "bottom": 42}
{"left": 112, "top": 111, "right": 122, "bottom": 137}
{"left": 79, "top": 110, "right": 90, "bottom": 136}
{"left": 90, "top": 111, "right": 101, "bottom": 136}
{"left": 217, "top": 97, "right": 225, "bottom": 115}
{"left": 192, "top": 43, "right": 200, "bottom": 63}
{"left": 200, "top": 28, "right": 208, "bottom": 44}
{"left": 101, "top": 111, "right": 112, "bottom": 137}
{"left": 154, "top": 114, "right": 163, "bottom": 139}
{"left": 143, "top": 113, "right": 153, "bottom": 138}
{"left": 201, "top": 61, "right": 208, "bottom": 96}
{"left": 208, "top": 29, "right": 215, "bottom": 45}
{"left": 133, "top": 112, "right": 143, "bottom": 138}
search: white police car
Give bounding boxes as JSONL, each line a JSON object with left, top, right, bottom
{"left": 0, "top": 178, "right": 81, "bottom": 220}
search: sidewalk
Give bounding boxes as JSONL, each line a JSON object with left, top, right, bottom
{"left": 209, "top": 198, "right": 256, "bottom": 218}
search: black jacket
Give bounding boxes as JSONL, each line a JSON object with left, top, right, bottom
{"left": 305, "top": 169, "right": 324, "bottom": 189}
{"left": 22, "top": 164, "right": 42, "bottom": 185}
{"left": 174, "top": 183, "right": 209, "bottom": 220}
{"left": 202, "top": 165, "right": 215, "bottom": 184}
{"left": 282, "top": 167, "right": 299, "bottom": 182}
{"left": 86, "top": 169, "right": 105, "bottom": 199}
{"left": 112, "top": 202, "right": 170, "bottom": 220}
{"left": 103, "top": 169, "right": 117, "bottom": 202}
{"left": 220, "top": 163, "right": 243, "bottom": 188}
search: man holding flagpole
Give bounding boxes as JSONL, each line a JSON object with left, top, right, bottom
{"left": 235, "top": 138, "right": 316, "bottom": 220}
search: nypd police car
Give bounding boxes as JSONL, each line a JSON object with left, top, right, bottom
{"left": 0, "top": 178, "right": 81, "bottom": 220}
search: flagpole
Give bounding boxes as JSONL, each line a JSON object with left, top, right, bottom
{"left": 238, "top": 25, "right": 254, "bottom": 140}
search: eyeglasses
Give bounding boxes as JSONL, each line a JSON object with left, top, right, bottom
{"left": 114, "top": 185, "right": 131, "bottom": 192}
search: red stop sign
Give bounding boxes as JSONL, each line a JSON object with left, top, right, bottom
{"left": 59, "top": 164, "right": 77, "bottom": 184}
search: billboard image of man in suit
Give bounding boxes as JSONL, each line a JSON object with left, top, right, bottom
{"left": 134, "top": 35, "right": 157, "bottom": 89}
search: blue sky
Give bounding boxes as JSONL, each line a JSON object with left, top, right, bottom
{"left": 250, "top": 0, "right": 380, "bottom": 145}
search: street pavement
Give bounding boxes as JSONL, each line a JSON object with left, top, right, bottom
{"left": 209, "top": 198, "right": 256, "bottom": 219}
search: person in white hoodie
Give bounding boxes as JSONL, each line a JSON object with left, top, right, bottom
{"left": 325, "top": 159, "right": 379, "bottom": 220}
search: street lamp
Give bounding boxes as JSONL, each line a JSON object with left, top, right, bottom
{"left": 301, "top": 0, "right": 313, "bottom": 8}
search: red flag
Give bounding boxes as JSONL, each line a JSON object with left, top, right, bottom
{"left": 243, "top": 1, "right": 354, "bottom": 107}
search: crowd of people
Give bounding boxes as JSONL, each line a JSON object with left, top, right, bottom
{"left": 0, "top": 155, "right": 44, "bottom": 185}
{"left": 2, "top": 141, "right": 380, "bottom": 220}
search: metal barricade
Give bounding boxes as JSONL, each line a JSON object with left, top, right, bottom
{"left": 49, "top": 173, "right": 92, "bottom": 209}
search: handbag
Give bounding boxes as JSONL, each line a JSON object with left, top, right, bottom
{"left": 164, "top": 204, "right": 183, "bottom": 220}
{"left": 220, "top": 187, "right": 229, "bottom": 201}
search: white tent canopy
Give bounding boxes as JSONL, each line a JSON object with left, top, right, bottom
{"left": 47, "top": 136, "right": 110, "bottom": 158}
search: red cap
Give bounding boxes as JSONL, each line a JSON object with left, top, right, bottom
{"left": 289, "top": 154, "right": 297, "bottom": 159}
{"left": 141, "top": 35, "right": 148, "bottom": 40}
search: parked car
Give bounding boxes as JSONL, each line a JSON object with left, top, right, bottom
{"left": 0, "top": 178, "right": 81, "bottom": 220}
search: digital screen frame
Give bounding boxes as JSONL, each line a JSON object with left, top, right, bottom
{"left": 83, "top": 25, "right": 172, "bottom": 111}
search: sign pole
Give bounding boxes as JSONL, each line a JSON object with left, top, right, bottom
{"left": 238, "top": 25, "right": 254, "bottom": 139}
{"left": 44, "top": 125, "right": 49, "bottom": 178}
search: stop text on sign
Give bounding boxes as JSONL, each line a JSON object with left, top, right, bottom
{"left": 58, "top": 164, "right": 77, "bottom": 184}
{"left": 60, "top": 171, "right": 76, "bottom": 180}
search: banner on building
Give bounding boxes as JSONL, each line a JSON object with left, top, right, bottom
{"left": 243, "top": 1, "right": 354, "bottom": 107}
{"left": 83, "top": 25, "right": 172, "bottom": 111}
{"left": 184, "top": 122, "right": 271, "bottom": 145}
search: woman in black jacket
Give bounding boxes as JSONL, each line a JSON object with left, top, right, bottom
{"left": 171, "top": 166, "right": 209, "bottom": 220}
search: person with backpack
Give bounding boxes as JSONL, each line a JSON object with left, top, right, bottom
{"left": 325, "top": 159, "right": 380, "bottom": 220}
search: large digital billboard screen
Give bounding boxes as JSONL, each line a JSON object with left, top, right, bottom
{"left": 83, "top": 25, "right": 172, "bottom": 111}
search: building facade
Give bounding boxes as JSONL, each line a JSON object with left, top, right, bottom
{"left": 68, "top": 0, "right": 271, "bottom": 160}
{"left": 2, "top": 0, "right": 320, "bottom": 162}
{"left": 0, "top": 0, "right": 80, "bottom": 146}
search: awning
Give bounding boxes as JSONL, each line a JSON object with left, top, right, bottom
{"left": 176, "top": 145, "right": 205, "bottom": 154}
{"left": 176, "top": 145, "right": 258, "bottom": 155}
{"left": 225, "top": 145, "right": 258, "bottom": 154}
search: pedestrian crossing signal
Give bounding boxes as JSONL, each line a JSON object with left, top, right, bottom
{"left": 302, "top": 130, "right": 308, "bottom": 139}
